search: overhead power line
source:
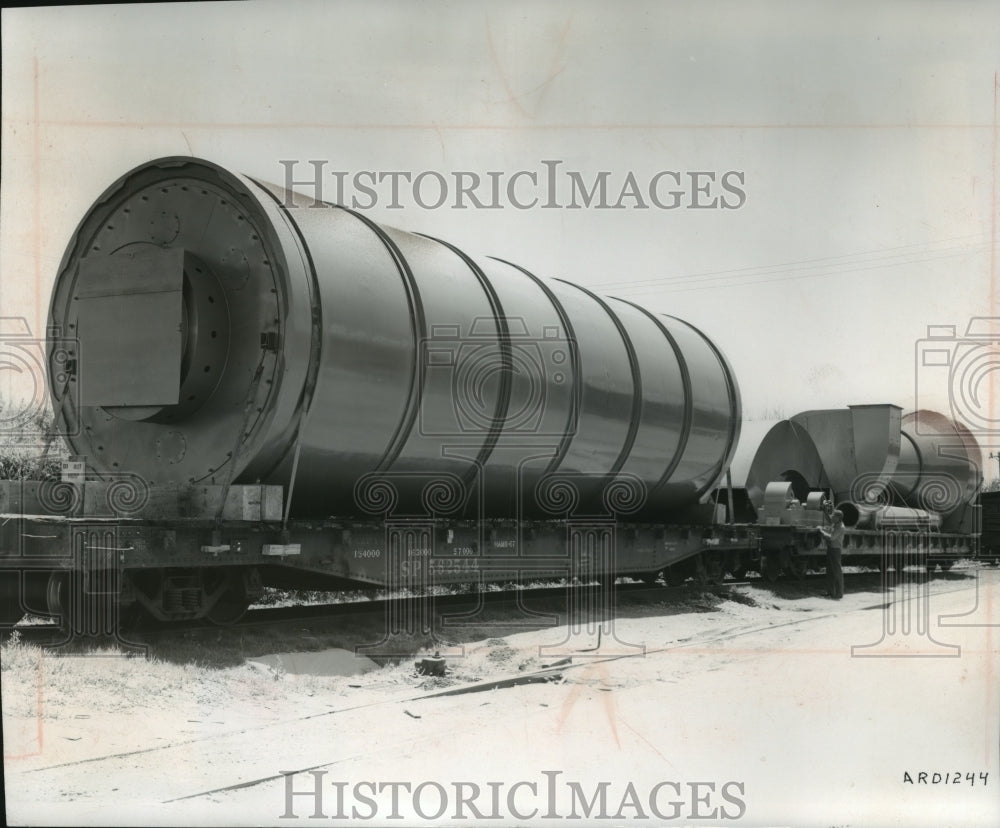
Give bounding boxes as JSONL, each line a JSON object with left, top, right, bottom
{"left": 578, "top": 233, "right": 989, "bottom": 296}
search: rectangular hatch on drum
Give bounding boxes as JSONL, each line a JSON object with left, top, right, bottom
{"left": 75, "top": 246, "right": 185, "bottom": 409}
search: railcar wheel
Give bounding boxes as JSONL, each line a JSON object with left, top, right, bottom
{"left": 640, "top": 571, "right": 662, "bottom": 586}
{"left": 731, "top": 566, "right": 748, "bottom": 581}
{"left": 665, "top": 566, "right": 685, "bottom": 587}
{"left": 762, "top": 555, "right": 781, "bottom": 583}
{"left": 704, "top": 557, "right": 725, "bottom": 585}
{"left": 0, "top": 573, "right": 25, "bottom": 626}
{"left": 45, "top": 571, "right": 68, "bottom": 619}
{"left": 205, "top": 571, "right": 249, "bottom": 626}
{"left": 46, "top": 571, "right": 123, "bottom": 636}
{"left": 787, "top": 557, "right": 807, "bottom": 579}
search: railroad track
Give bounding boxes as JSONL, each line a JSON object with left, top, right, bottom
{"left": 1, "top": 564, "right": 980, "bottom": 649}
{"left": 11, "top": 571, "right": 990, "bottom": 801}
{"left": 2, "top": 578, "right": 662, "bottom": 646}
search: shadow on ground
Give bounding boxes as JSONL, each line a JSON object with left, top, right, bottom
{"left": 16, "top": 569, "right": 979, "bottom": 669}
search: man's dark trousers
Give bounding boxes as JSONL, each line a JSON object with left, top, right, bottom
{"left": 826, "top": 547, "right": 844, "bottom": 599}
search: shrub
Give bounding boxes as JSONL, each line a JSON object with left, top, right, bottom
{"left": 0, "top": 396, "right": 67, "bottom": 480}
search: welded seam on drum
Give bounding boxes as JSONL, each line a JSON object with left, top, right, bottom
{"left": 664, "top": 314, "right": 742, "bottom": 501}
{"left": 247, "top": 177, "right": 325, "bottom": 481}
{"left": 612, "top": 299, "right": 695, "bottom": 499}
{"left": 335, "top": 206, "right": 427, "bottom": 472}
{"left": 416, "top": 234, "right": 513, "bottom": 487}
{"left": 553, "top": 279, "right": 643, "bottom": 483}
{"left": 487, "top": 257, "right": 581, "bottom": 474}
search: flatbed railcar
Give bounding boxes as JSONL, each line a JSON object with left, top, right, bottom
{"left": 0, "top": 473, "right": 979, "bottom": 628}
{"left": 980, "top": 490, "right": 1000, "bottom": 565}
{"left": 0, "top": 479, "right": 763, "bottom": 625}
{"left": 0, "top": 156, "right": 985, "bottom": 629}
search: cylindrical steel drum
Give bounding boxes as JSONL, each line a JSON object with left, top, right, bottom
{"left": 48, "top": 157, "right": 740, "bottom": 518}
{"left": 836, "top": 503, "right": 941, "bottom": 531}
{"left": 893, "top": 410, "right": 981, "bottom": 528}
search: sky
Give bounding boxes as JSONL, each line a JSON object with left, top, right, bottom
{"left": 1, "top": 0, "right": 998, "bottom": 479}
{"left": 1, "top": 6, "right": 998, "bottom": 826}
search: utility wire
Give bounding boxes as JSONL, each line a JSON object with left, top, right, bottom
{"left": 580, "top": 233, "right": 988, "bottom": 294}
{"left": 582, "top": 237, "right": 988, "bottom": 296}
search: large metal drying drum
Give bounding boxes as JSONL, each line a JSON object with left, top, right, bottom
{"left": 48, "top": 157, "right": 740, "bottom": 518}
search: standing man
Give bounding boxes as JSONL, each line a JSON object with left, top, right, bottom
{"left": 818, "top": 507, "right": 845, "bottom": 599}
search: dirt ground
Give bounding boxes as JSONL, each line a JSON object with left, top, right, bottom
{"left": 3, "top": 568, "right": 999, "bottom": 827}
